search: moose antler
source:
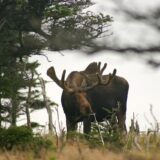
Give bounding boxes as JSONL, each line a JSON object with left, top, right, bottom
{"left": 47, "top": 67, "right": 74, "bottom": 92}
{"left": 82, "top": 68, "right": 117, "bottom": 91}
{"left": 100, "top": 68, "right": 117, "bottom": 85}
{"left": 47, "top": 64, "right": 116, "bottom": 93}
{"left": 98, "top": 62, "right": 107, "bottom": 74}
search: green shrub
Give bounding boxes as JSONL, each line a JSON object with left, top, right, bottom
{"left": 0, "top": 126, "right": 53, "bottom": 151}
{"left": 31, "top": 135, "right": 53, "bottom": 154}
{"left": 87, "top": 123, "right": 122, "bottom": 147}
{"left": 0, "top": 126, "right": 33, "bottom": 149}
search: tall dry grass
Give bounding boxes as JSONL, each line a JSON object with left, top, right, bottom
{"left": 1, "top": 106, "right": 160, "bottom": 160}
{"left": 1, "top": 133, "right": 160, "bottom": 160}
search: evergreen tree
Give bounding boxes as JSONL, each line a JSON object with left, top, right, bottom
{"left": 0, "top": 0, "right": 112, "bottom": 60}
{"left": 0, "top": 0, "right": 112, "bottom": 127}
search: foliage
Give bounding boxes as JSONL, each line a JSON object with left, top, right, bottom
{"left": 1, "top": 126, "right": 160, "bottom": 160}
{"left": 0, "top": 0, "right": 112, "bottom": 60}
{"left": 0, "top": 0, "right": 112, "bottom": 128}
{"left": 0, "top": 126, "right": 53, "bottom": 151}
{"left": 0, "top": 59, "right": 48, "bottom": 127}
{"left": 31, "top": 135, "right": 53, "bottom": 155}
{"left": 85, "top": 122, "right": 125, "bottom": 150}
{"left": 0, "top": 126, "right": 33, "bottom": 149}
{"left": 87, "top": 0, "right": 160, "bottom": 66}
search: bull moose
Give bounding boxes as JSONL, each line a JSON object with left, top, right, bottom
{"left": 47, "top": 62, "right": 129, "bottom": 134}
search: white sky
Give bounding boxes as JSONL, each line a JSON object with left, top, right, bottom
{"left": 29, "top": 51, "right": 160, "bottom": 132}
{"left": 25, "top": 0, "right": 160, "bottom": 132}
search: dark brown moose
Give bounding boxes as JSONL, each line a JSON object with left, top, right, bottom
{"left": 47, "top": 62, "right": 129, "bottom": 134}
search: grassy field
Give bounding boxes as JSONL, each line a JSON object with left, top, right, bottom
{"left": 1, "top": 130, "right": 160, "bottom": 160}
{"left": 1, "top": 110, "right": 160, "bottom": 160}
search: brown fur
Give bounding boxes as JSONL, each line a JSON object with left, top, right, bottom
{"left": 47, "top": 62, "right": 129, "bottom": 134}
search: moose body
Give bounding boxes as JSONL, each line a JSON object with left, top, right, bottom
{"left": 47, "top": 62, "right": 129, "bottom": 134}
{"left": 61, "top": 74, "right": 129, "bottom": 133}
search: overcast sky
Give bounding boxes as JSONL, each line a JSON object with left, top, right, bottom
{"left": 27, "top": 0, "right": 160, "bottom": 132}
{"left": 29, "top": 51, "right": 160, "bottom": 132}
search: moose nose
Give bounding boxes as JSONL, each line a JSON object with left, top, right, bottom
{"left": 81, "top": 104, "right": 92, "bottom": 116}
{"left": 85, "top": 107, "right": 92, "bottom": 114}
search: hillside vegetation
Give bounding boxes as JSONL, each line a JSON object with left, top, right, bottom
{"left": 1, "top": 133, "right": 160, "bottom": 160}
{"left": 0, "top": 120, "right": 160, "bottom": 160}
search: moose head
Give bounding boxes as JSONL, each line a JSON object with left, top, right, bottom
{"left": 47, "top": 62, "right": 116, "bottom": 117}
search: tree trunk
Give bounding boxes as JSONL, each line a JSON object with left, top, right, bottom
{"left": 26, "top": 85, "right": 31, "bottom": 128}
{"left": 26, "top": 104, "right": 31, "bottom": 128}
{"left": 0, "top": 98, "right": 2, "bottom": 128}
{"left": 11, "top": 98, "right": 17, "bottom": 126}
{"left": 40, "top": 78, "right": 53, "bottom": 133}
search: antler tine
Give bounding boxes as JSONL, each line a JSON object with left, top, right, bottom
{"left": 61, "top": 69, "right": 66, "bottom": 87}
{"left": 60, "top": 70, "right": 74, "bottom": 93}
{"left": 97, "top": 73, "right": 102, "bottom": 83}
{"left": 100, "top": 63, "right": 107, "bottom": 74}
{"left": 82, "top": 72, "right": 102, "bottom": 91}
{"left": 104, "top": 69, "right": 117, "bottom": 85}
{"left": 47, "top": 67, "right": 56, "bottom": 81}
{"left": 47, "top": 66, "right": 67, "bottom": 89}
{"left": 98, "top": 62, "right": 101, "bottom": 72}
{"left": 92, "top": 68, "right": 116, "bottom": 87}
{"left": 47, "top": 66, "right": 75, "bottom": 93}
{"left": 81, "top": 68, "right": 116, "bottom": 92}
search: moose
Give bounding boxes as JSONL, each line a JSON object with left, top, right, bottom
{"left": 47, "top": 62, "right": 129, "bottom": 134}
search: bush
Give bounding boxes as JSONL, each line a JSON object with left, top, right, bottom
{"left": 0, "top": 126, "right": 33, "bottom": 149}
{"left": 0, "top": 126, "right": 53, "bottom": 151}
{"left": 86, "top": 121, "right": 126, "bottom": 150}
{"left": 31, "top": 135, "right": 53, "bottom": 154}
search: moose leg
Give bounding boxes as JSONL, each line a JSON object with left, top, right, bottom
{"left": 66, "top": 119, "right": 77, "bottom": 132}
{"left": 117, "top": 109, "right": 127, "bottom": 133}
{"left": 83, "top": 117, "right": 91, "bottom": 134}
